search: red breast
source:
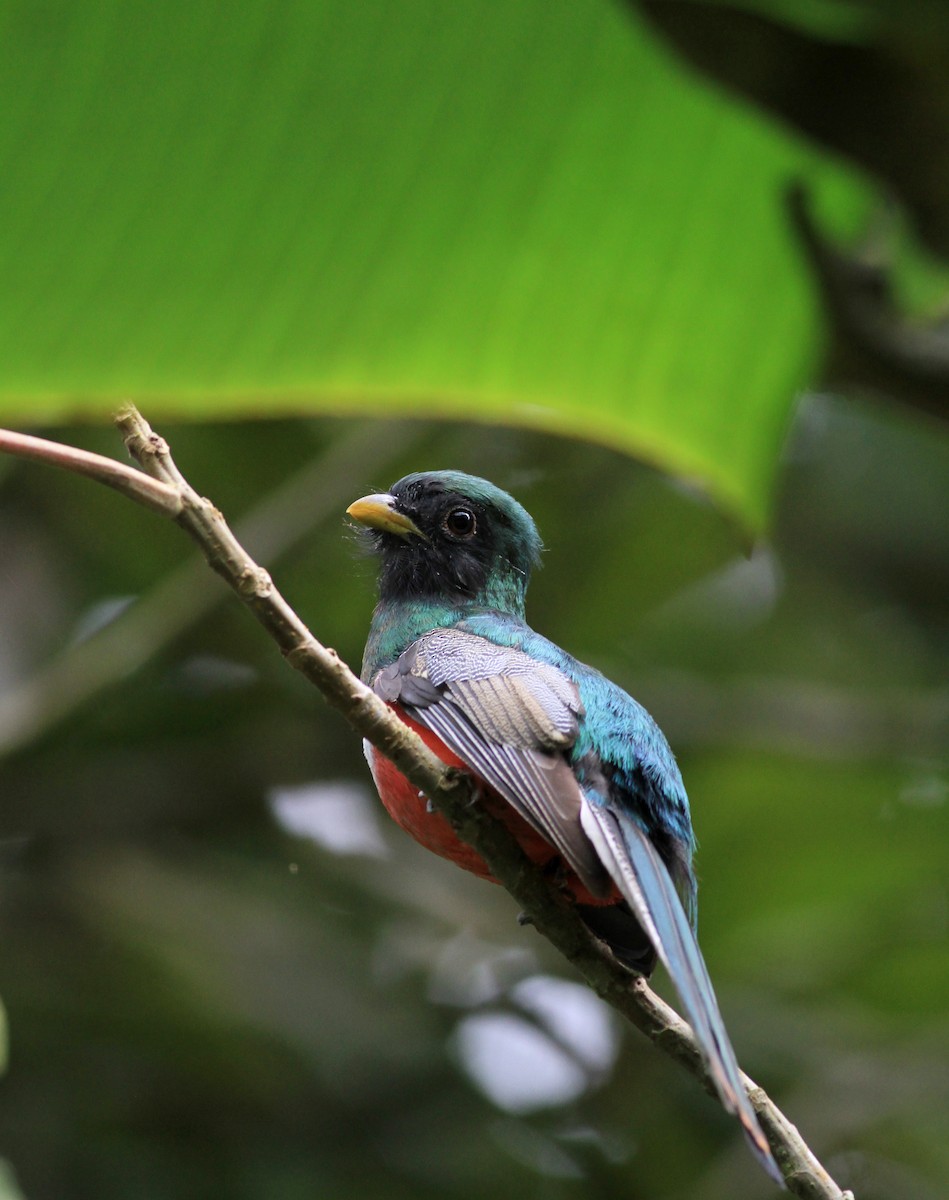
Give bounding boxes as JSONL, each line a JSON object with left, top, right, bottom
{"left": 367, "top": 704, "right": 617, "bottom": 907}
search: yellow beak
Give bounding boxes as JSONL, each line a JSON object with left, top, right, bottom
{"left": 346, "top": 493, "right": 426, "bottom": 539}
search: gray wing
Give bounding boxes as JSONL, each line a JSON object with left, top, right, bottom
{"left": 373, "top": 628, "right": 610, "bottom": 896}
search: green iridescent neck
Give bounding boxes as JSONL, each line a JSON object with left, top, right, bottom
{"left": 361, "top": 585, "right": 527, "bottom": 681}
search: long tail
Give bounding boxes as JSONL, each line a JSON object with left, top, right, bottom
{"left": 580, "top": 802, "right": 783, "bottom": 1186}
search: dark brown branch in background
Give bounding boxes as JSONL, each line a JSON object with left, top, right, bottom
{"left": 633, "top": 0, "right": 949, "bottom": 257}
{"left": 787, "top": 182, "right": 949, "bottom": 424}
{"left": 0, "top": 410, "right": 854, "bottom": 1199}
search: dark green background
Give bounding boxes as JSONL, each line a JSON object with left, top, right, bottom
{"left": 1, "top": 1, "right": 948, "bottom": 1198}
{"left": 1, "top": 398, "right": 946, "bottom": 1200}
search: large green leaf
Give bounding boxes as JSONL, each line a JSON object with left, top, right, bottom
{"left": 636, "top": 0, "right": 949, "bottom": 254}
{"left": 0, "top": 0, "right": 864, "bottom": 527}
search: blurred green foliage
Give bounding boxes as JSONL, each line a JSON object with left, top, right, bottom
{"left": 1, "top": 2, "right": 948, "bottom": 1200}
{"left": 0, "top": 404, "right": 946, "bottom": 1200}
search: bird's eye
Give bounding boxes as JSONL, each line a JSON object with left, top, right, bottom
{"left": 444, "top": 507, "right": 476, "bottom": 538}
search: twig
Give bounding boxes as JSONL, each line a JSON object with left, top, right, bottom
{"left": 0, "top": 421, "right": 421, "bottom": 756}
{"left": 0, "top": 428, "right": 182, "bottom": 515}
{"left": 0, "top": 408, "right": 854, "bottom": 1198}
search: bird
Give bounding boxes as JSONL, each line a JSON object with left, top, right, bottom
{"left": 346, "top": 469, "right": 781, "bottom": 1185}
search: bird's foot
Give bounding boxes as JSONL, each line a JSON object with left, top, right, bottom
{"left": 541, "top": 858, "right": 574, "bottom": 894}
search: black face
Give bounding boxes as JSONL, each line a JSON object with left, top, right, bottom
{"left": 370, "top": 476, "right": 512, "bottom": 604}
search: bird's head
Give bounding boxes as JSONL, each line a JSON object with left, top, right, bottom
{"left": 347, "top": 470, "right": 542, "bottom": 615}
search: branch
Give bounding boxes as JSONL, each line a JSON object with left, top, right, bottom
{"left": 0, "top": 427, "right": 182, "bottom": 515}
{"left": 0, "top": 409, "right": 853, "bottom": 1199}
{"left": 787, "top": 182, "right": 949, "bottom": 424}
{"left": 0, "top": 420, "right": 420, "bottom": 756}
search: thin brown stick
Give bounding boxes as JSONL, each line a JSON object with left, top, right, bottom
{"left": 0, "top": 408, "right": 854, "bottom": 1199}
{"left": 0, "top": 420, "right": 420, "bottom": 755}
{"left": 0, "top": 427, "right": 182, "bottom": 516}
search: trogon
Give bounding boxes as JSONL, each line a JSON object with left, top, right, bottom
{"left": 347, "top": 469, "right": 780, "bottom": 1185}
